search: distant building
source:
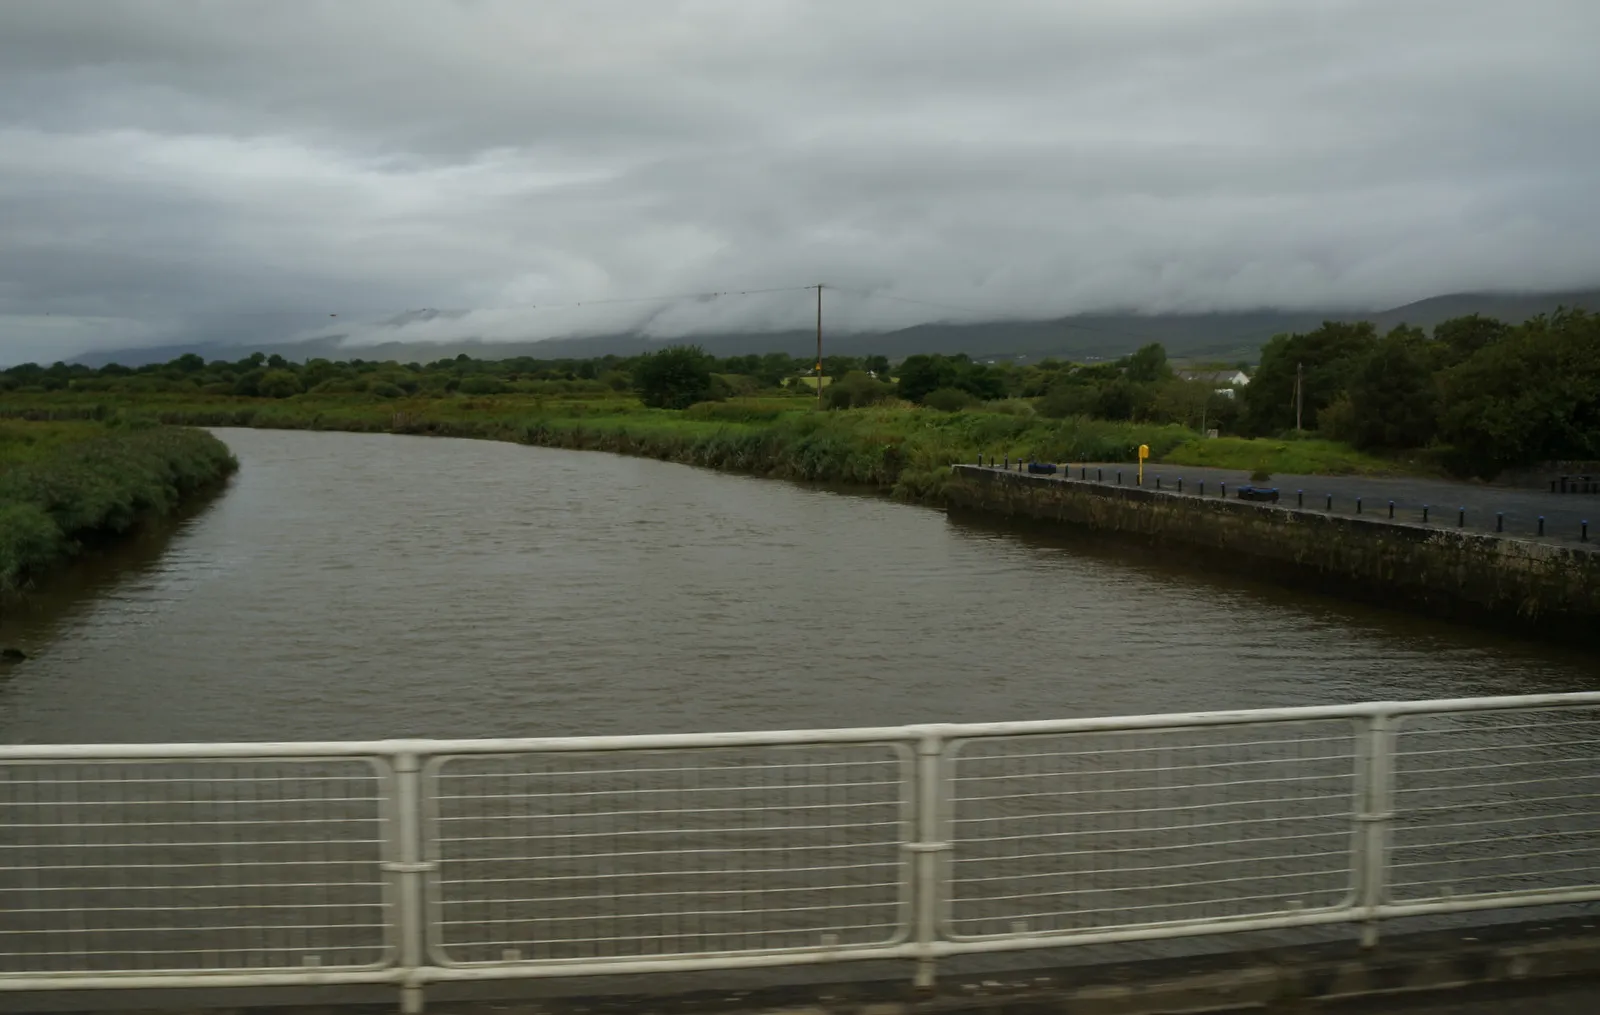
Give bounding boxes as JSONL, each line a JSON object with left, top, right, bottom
{"left": 1175, "top": 368, "right": 1250, "bottom": 398}
{"left": 1176, "top": 368, "right": 1250, "bottom": 386}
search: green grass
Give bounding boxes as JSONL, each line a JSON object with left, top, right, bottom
{"left": 0, "top": 419, "right": 118, "bottom": 467}
{"left": 1159, "top": 436, "right": 1421, "bottom": 476}
{"left": 0, "top": 421, "right": 238, "bottom": 594}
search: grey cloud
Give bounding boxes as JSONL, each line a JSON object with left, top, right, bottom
{"left": 2, "top": 0, "right": 1599, "bottom": 364}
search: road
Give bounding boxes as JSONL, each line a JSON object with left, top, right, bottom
{"left": 1003, "top": 461, "right": 1600, "bottom": 546}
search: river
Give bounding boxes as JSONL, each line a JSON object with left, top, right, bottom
{"left": 0, "top": 428, "right": 1593, "bottom": 745}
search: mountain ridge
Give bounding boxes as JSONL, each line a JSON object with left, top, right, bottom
{"left": 65, "top": 287, "right": 1600, "bottom": 368}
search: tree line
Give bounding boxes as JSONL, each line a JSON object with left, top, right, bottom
{"left": 4, "top": 305, "right": 1595, "bottom": 474}
{"left": 1240, "top": 309, "right": 1600, "bottom": 476}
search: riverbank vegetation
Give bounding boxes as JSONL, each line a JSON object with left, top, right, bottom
{"left": 0, "top": 383, "right": 1408, "bottom": 507}
{"left": 0, "top": 421, "right": 237, "bottom": 595}
{"left": 3, "top": 304, "right": 1589, "bottom": 489}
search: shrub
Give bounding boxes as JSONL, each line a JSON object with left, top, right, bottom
{"left": 1036, "top": 383, "right": 1098, "bottom": 419}
{"left": 257, "top": 370, "right": 302, "bottom": 398}
{"left": 923, "top": 387, "right": 978, "bottom": 412}
{"left": 458, "top": 375, "right": 510, "bottom": 395}
{"left": 633, "top": 345, "right": 719, "bottom": 409}
{"left": 825, "top": 371, "right": 895, "bottom": 410}
{"left": 368, "top": 382, "right": 404, "bottom": 399}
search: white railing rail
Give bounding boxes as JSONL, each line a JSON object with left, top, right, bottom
{"left": 4, "top": 693, "right": 1600, "bottom": 1013}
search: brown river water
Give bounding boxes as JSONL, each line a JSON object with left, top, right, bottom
{"left": 0, "top": 428, "right": 1593, "bottom": 745}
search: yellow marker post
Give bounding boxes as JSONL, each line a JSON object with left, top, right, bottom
{"left": 1138, "top": 443, "right": 1149, "bottom": 485}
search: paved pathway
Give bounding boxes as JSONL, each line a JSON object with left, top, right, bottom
{"left": 977, "top": 462, "right": 1600, "bottom": 548}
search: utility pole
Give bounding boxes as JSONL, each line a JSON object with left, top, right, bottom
{"left": 815, "top": 283, "right": 823, "bottom": 409}
{"left": 1294, "top": 361, "right": 1303, "bottom": 433}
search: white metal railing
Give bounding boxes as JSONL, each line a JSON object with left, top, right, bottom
{"left": 4, "top": 693, "right": 1600, "bottom": 1012}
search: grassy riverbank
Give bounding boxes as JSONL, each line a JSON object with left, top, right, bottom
{"left": 0, "top": 421, "right": 238, "bottom": 595}
{"left": 0, "top": 391, "right": 1425, "bottom": 508}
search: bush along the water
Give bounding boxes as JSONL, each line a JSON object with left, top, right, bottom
{"left": 0, "top": 424, "right": 238, "bottom": 593}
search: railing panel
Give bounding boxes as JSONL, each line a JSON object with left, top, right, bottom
{"left": 1389, "top": 706, "right": 1600, "bottom": 903}
{"left": 424, "top": 742, "right": 913, "bottom": 966}
{"left": 944, "top": 720, "right": 1360, "bottom": 939}
{"left": 0, "top": 756, "right": 392, "bottom": 976}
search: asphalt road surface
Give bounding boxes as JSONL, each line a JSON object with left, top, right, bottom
{"left": 1002, "top": 462, "right": 1600, "bottom": 546}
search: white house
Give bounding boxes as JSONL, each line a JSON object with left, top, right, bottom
{"left": 1175, "top": 368, "right": 1250, "bottom": 398}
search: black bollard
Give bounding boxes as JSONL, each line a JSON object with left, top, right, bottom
{"left": 1297, "top": 490, "right": 1304, "bottom": 508}
{"left": 1325, "top": 493, "right": 1333, "bottom": 511}
{"left": 1004, "top": 455, "right": 1009, "bottom": 469}
{"left": 1423, "top": 505, "right": 1430, "bottom": 523}
{"left": 1081, "top": 466, "right": 1087, "bottom": 480}
{"left": 977, "top": 453, "right": 983, "bottom": 466}
{"left": 1098, "top": 468, "right": 1103, "bottom": 482}
{"left": 1584, "top": 521, "right": 1590, "bottom": 542}
{"left": 1389, "top": 500, "right": 1395, "bottom": 519}
{"left": 1356, "top": 497, "right": 1362, "bottom": 514}
{"left": 1458, "top": 507, "right": 1465, "bottom": 528}
{"left": 1117, "top": 470, "right": 1123, "bottom": 485}
{"left": 1155, "top": 476, "right": 1162, "bottom": 490}
{"left": 1497, "top": 512, "right": 1504, "bottom": 533}
{"left": 1199, "top": 480, "right": 1205, "bottom": 496}
{"left": 1539, "top": 515, "right": 1545, "bottom": 536}
{"left": 1178, "top": 477, "right": 1184, "bottom": 493}
{"left": 1220, "top": 482, "right": 1227, "bottom": 498}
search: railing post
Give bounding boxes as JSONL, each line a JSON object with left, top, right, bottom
{"left": 385, "top": 751, "right": 432, "bottom": 1014}
{"left": 1354, "top": 716, "right": 1396, "bottom": 949}
{"left": 909, "top": 734, "right": 949, "bottom": 991}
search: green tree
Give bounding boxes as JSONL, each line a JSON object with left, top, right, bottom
{"left": 1344, "top": 326, "right": 1438, "bottom": 449}
{"left": 1438, "top": 309, "right": 1600, "bottom": 476}
{"left": 895, "top": 353, "right": 1006, "bottom": 403}
{"left": 1092, "top": 378, "right": 1141, "bottom": 420}
{"left": 458, "top": 375, "right": 510, "bottom": 395}
{"left": 923, "top": 387, "right": 977, "bottom": 412}
{"left": 895, "top": 354, "right": 959, "bottom": 403}
{"left": 825, "top": 371, "right": 894, "bottom": 409}
{"left": 633, "top": 345, "right": 718, "bottom": 409}
{"left": 1242, "top": 321, "right": 1377, "bottom": 434}
{"left": 1122, "top": 343, "right": 1172, "bottom": 384}
{"left": 1035, "top": 383, "right": 1099, "bottom": 419}
{"left": 863, "top": 355, "right": 891, "bottom": 378}
{"left": 822, "top": 355, "right": 863, "bottom": 380}
{"left": 257, "top": 370, "right": 302, "bottom": 398}
{"left": 231, "top": 368, "right": 265, "bottom": 397}
{"left": 1433, "top": 313, "right": 1511, "bottom": 368}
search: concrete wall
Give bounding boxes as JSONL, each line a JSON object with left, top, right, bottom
{"left": 946, "top": 466, "right": 1600, "bottom": 642}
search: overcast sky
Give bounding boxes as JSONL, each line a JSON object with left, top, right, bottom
{"left": 3, "top": 0, "right": 1599, "bottom": 364}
